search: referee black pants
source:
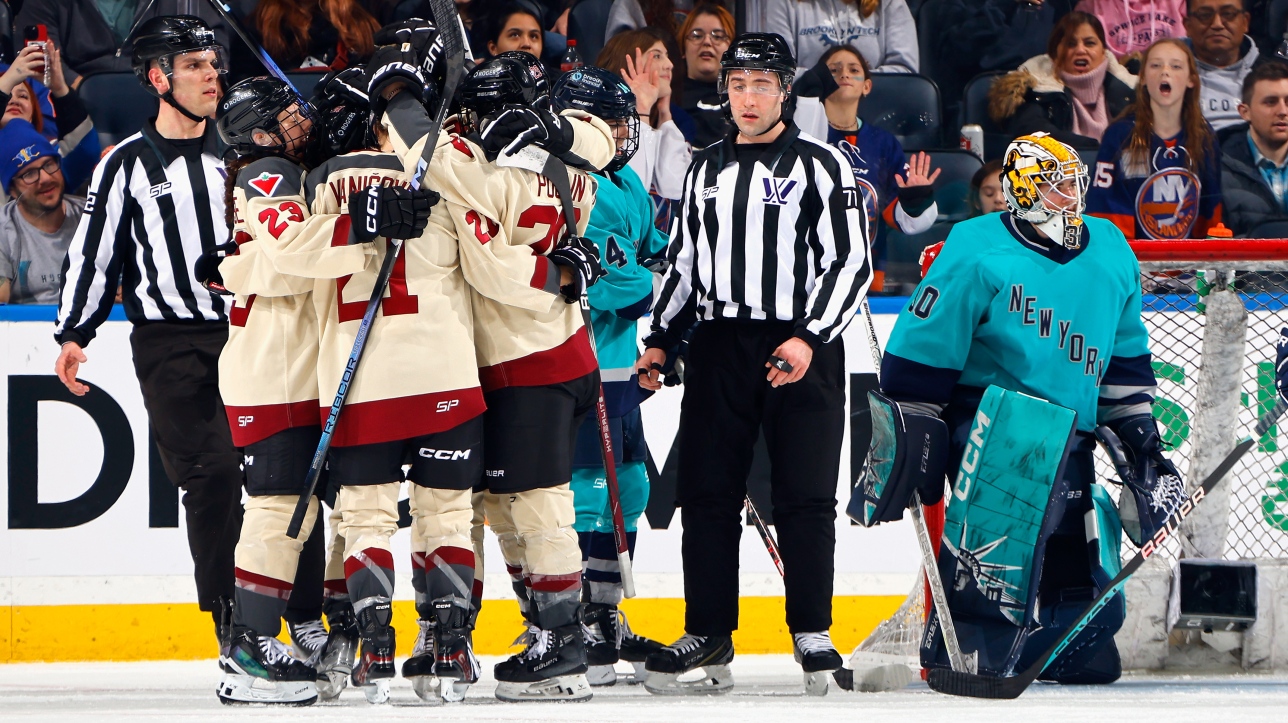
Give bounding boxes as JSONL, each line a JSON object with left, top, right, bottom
{"left": 676, "top": 319, "right": 844, "bottom": 636}
{"left": 131, "top": 322, "right": 243, "bottom": 613}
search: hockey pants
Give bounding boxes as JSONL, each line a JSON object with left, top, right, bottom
{"left": 482, "top": 485, "right": 583, "bottom": 630}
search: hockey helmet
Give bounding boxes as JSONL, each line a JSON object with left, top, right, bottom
{"left": 217, "top": 77, "right": 316, "bottom": 160}
{"left": 311, "top": 66, "right": 375, "bottom": 159}
{"left": 1002, "top": 133, "right": 1089, "bottom": 249}
{"left": 458, "top": 54, "right": 540, "bottom": 133}
{"left": 551, "top": 67, "right": 639, "bottom": 173}
{"left": 496, "top": 51, "right": 551, "bottom": 101}
{"left": 718, "top": 32, "right": 795, "bottom": 95}
{"left": 131, "top": 16, "right": 228, "bottom": 122}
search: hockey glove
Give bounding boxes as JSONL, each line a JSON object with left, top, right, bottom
{"left": 374, "top": 18, "right": 439, "bottom": 64}
{"left": 349, "top": 185, "right": 439, "bottom": 243}
{"left": 793, "top": 56, "right": 840, "bottom": 100}
{"left": 193, "top": 241, "right": 238, "bottom": 296}
{"left": 548, "top": 234, "right": 606, "bottom": 303}
{"left": 367, "top": 43, "right": 428, "bottom": 117}
{"left": 479, "top": 105, "right": 575, "bottom": 158}
{"left": 1276, "top": 328, "right": 1288, "bottom": 405}
{"left": 1095, "top": 414, "right": 1186, "bottom": 547}
{"left": 639, "top": 247, "right": 669, "bottom": 275}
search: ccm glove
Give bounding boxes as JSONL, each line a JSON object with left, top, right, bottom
{"left": 1096, "top": 414, "right": 1186, "bottom": 547}
{"left": 479, "top": 105, "right": 575, "bottom": 158}
{"left": 547, "top": 234, "right": 606, "bottom": 303}
{"left": 367, "top": 43, "right": 427, "bottom": 116}
{"left": 193, "top": 241, "right": 239, "bottom": 296}
{"left": 374, "top": 18, "right": 439, "bottom": 63}
{"left": 349, "top": 185, "right": 439, "bottom": 242}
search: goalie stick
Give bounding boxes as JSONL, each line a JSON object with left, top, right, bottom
{"left": 287, "top": 0, "right": 466, "bottom": 538}
{"left": 927, "top": 397, "right": 1288, "bottom": 698}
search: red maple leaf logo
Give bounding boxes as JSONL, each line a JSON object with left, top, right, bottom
{"left": 248, "top": 172, "right": 283, "bottom": 197}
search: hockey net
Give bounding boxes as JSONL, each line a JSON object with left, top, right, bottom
{"left": 851, "top": 239, "right": 1288, "bottom": 680}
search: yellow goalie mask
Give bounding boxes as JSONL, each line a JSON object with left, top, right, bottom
{"left": 1002, "top": 132, "right": 1089, "bottom": 249}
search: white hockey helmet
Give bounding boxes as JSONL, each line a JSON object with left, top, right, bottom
{"left": 1002, "top": 132, "right": 1089, "bottom": 249}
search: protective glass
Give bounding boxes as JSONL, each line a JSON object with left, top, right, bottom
{"left": 718, "top": 68, "right": 787, "bottom": 96}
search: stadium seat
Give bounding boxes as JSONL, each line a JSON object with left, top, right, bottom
{"left": 961, "top": 70, "right": 1010, "bottom": 161}
{"left": 925, "top": 149, "right": 983, "bottom": 223}
{"left": 568, "top": 0, "right": 613, "bottom": 67}
{"left": 860, "top": 73, "right": 942, "bottom": 151}
{"left": 1246, "top": 220, "right": 1288, "bottom": 239}
{"left": 78, "top": 73, "right": 159, "bottom": 147}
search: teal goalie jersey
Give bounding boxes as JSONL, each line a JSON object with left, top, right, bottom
{"left": 882, "top": 212, "right": 1156, "bottom": 432}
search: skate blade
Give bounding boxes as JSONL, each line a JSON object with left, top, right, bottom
{"left": 410, "top": 675, "right": 442, "bottom": 704}
{"left": 643, "top": 666, "right": 734, "bottom": 696}
{"left": 217, "top": 674, "right": 318, "bottom": 706}
{"left": 442, "top": 680, "right": 471, "bottom": 703}
{"left": 361, "top": 679, "right": 391, "bottom": 704}
{"left": 846, "top": 652, "right": 917, "bottom": 693}
{"left": 804, "top": 670, "right": 830, "bottom": 697}
{"left": 623, "top": 660, "right": 649, "bottom": 685}
{"left": 495, "top": 674, "right": 592, "bottom": 702}
{"left": 588, "top": 664, "right": 618, "bottom": 687}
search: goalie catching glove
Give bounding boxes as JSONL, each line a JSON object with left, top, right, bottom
{"left": 193, "top": 241, "right": 239, "bottom": 295}
{"left": 848, "top": 390, "right": 949, "bottom": 527}
{"left": 349, "top": 185, "right": 438, "bottom": 243}
{"left": 547, "top": 234, "right": 606, "bottom": 303}
{"left": 1094, "top": 414, "right": 1185, "bottom": 547}
{"left": 479, "top": 105, "right": 575, "bottom": 158}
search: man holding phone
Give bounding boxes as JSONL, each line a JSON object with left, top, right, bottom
{"left": 634, "top": 33, "right": 871, "bottom": 692}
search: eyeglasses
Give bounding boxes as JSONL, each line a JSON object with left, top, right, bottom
{"left": 14, "top": 156, "right": 60, "bottom": 185}
{"left": 1188, "top": 6, "right": 1247, "bottom": 25}
{"left": 685, "top": 28, "right": 730, "bottom": 44}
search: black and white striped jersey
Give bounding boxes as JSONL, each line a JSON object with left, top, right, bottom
{"left": 55, "top": 121, "right": 228, "bottom": 347}
{"left": 647, "top": 122, "right": 873, "bottom": 350}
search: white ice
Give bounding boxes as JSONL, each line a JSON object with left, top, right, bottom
{"left": 2, "top": 656, "right": 1287, "bottom": 722}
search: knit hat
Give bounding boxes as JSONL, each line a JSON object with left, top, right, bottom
{"left": 0, "top": 119, "right": 58, "bottom": 194}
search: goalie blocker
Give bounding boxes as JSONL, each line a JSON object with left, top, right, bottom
{"left": 849, "top": 391, "right": 949, "bottom": 526}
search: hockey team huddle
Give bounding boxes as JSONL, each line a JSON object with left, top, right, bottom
{"left": 47, "top": 4, "right": 1288, "bottom": 710}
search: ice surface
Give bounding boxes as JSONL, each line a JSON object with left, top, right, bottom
{"left": 2, "top": 655, "right": 1288, "bottom": 722}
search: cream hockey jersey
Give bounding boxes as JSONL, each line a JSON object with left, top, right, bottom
{"left": 380, "top": 94, "right": 613, "bottom": 392}
{"left": 218, "top": 156, "right": 320, "bottom": 448}
{"left": 273, "top": 147, "right": 484, "bottom": 447}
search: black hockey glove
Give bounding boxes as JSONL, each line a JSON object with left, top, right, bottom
{"left": 1096, "top": 414, "right": 1186, "bottom": 548}
{"left": 639, "top": 246, "right": 669, "bottom": 275}
{"left": 547, "top": 234, "right": 606, "bottom": 303}
{"left": 1276, "top": 328, "right": 1288, "bottom": 404}
{"left": 193, "top": 241, "right": 238, "bottom": 296}
{"left": 793, "top": 56, "right": 840, "bottom": 100}
{"left": 479, "top": 105, "right": 575, "bottom": 158}
{"left": 374, "top": 18, "right": 439, "bottom": 64}
{"left": 367, "top": 43, "right": 428, "bottom": 117}
{"left": 349, "top": 185, "right": 439, "bottom": 243}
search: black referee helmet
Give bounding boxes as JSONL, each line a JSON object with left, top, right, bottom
{"left": 131, "top": 16, "right": 228, "bottom": 122}
{"left": 718, "top": 32, "right": 796, "bottom": 126}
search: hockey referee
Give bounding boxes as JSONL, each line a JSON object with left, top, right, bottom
{"left": 53, "top": 17, "right": 243, "bottom": 652}
{"left": 636, "top": 33, "right": 871, "bottom": 693}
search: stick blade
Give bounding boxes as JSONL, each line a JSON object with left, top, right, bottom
{"left": 926, "top": 668, "right": 1026, "bottom": 699}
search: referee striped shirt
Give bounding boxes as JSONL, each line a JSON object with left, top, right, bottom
{"left": 55, "top": 121, "right": 228, "bottom": 347}
{"left": 646, "top": 122, "right": 872, "bottom": 350}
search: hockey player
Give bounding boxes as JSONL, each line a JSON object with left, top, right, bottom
{"left": 205, "top": 76, "right": 323, "bottom": 706}
{"left": 552, "top": 67, "right": 670, "bottom": 686}
{"left": 864, "top": 132, "right": 1185, "bottom": 686}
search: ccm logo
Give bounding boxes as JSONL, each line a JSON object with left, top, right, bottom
{"left": 237, "top": 415, "right": 255, "bottom": 427}
{"left": 436, "top": 399, "right": 460, "bottom": 413}
{"left": 365, "top": 188, "right": 379, "bottom": 234}
{"left": 419, "top": 448, "right": 471, "bottom": 461}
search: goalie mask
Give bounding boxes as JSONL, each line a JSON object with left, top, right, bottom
{"left": 217, "top": 77, "right": 316, "bottom": 161}
{"left": 551, "top": 67, "right": 638, "bottom": 172}
{"left": 1002, "top": 133, "right": 1089, "bottom": 249}
{"left": 131, "top": 15, "right": 229, "bottom": 123}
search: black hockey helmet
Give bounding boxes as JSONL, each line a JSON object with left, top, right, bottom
{"left": 131, "top": 16, "right": 228, "bottom": 121}
{"left": 718, "top": 32, "right": 795, "bottom": 94}
{"left": 217, "top": 77, "right": 316, "bottom": 160}
{"left": 458, "top": 54, "right": 539, "bottom": 133}
{"left": 551, "top": 67, "right": 639, "bottom": 173}
{"left": 311, "top": 66, "right": 375, "bottom": 159}
{"left": 495, "top": 51, "right": 550, "bottom": 100}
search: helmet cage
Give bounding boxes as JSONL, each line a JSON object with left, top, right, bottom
{"left": 218, "top": 79, "right": 316, "bottom": 159}
{"left": 1003, "top": 134, "right": 1089, "bottom": 249}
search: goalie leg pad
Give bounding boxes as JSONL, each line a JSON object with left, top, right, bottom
{"left": 848, "top": 390, "right": 950, "bottom": 527}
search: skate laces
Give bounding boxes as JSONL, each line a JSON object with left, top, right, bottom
{"left": 258, "top": 635, "right": 299, "bottom": 666}
{"left": 664, "top": 634, "right": 707, "bottom": 655}
{"left": 289, "top": 620, "right": 328, "bottom": 653}
{"left": 413, "top": 619, "right": 434, "bottom": 656}
{"left": 510, "top": 623, "right": 538, "bottom": 649}
{"left": 519, "top": 628, "right": 554, "bottom": 660}
{"left": 612, "top": 609, "right": 634, "bottom": 647}
{"left": 793, "top": 631, "right": 837, "bottom": 656}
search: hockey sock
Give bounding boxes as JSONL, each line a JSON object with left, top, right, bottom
{"left": 233, "top": 495, "right": 319, "bottom": 637}
{"left": 483, "top": 491, "right": 532, "bottom": 621}
{"left": 512, "top": 485, "right": 584, "bottom": 630}
{"left": 583, "top": 530, "right": 638, "bottom": 605}
{"left": 337, "top": 483, "right": 400, "bottom": 603}
{"left": 407, "top": 486, "right": 475, "bottom": 619}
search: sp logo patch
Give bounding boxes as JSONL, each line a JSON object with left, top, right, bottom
{"left": 1135, "top": 167, "right": 1200, "bottom": 240}
{"left": 247, "top": 171, "right": 284, "bottom": 197}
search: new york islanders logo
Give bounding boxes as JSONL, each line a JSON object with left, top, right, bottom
{"left": 247, "top": 171, "right": 284, "bottom": 197}
{"left": 1135, "top": 167, "right": 1200, "bottom": 239}
{"left": 854, "top": 177, "right": 879, "bottom": 242}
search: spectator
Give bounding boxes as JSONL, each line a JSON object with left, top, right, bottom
{"left": 0, "top": 43, "right": 101, "bottom": 193}
{"left": 672, "top": 3, "right": 733, "bottom": 148}
{"left": 970, "top": 159, "right": 1008, "bottom": 215}
{"left": 794, "top": 45, "right": 939, "bottom": 292}
{"left": 606, "top": 0, "right": 685, "bottom": 42}
{"left": 14, "top": 0, "right": 230, "bottom": 85}
{"left": 1087, "top": 38, "right": 1223, "bottom": 239}
{"left": 230, "top": 0, "right": 379, "bottom": 79}
{"left": 1185, "top": 0, "right": 1262, "bottom": 130}
{"left": 473, "top": 1, "right": 545, "bottom": 58}
{"left": 598, "top": 28, "right": 692, "bottom": 205}
{"left": 1220, "top": 60, "right": 1288, "bottom": 235}
{"left": 756, "top": 0, "right": 918, "bottom": 73}
{"left": 1075, "top": 0, "right": 1187, "bottom": 60}
{"left": 989, "top": 11, "right": 1137, "bottom": 150}
{"left": 0, "top": 122, "right": 85, "bottom": 304}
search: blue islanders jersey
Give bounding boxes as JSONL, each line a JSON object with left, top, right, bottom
{"left": 882, "top": 213, "right": 1156, "bottom": 432}
{"left": 1086, "top": 118, "right": 1223, "bottom": 240}
{"left": 583, "top": 164, "right": 670, "bottom": 417}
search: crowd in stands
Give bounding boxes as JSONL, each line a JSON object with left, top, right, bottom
{"left": 3, "top": 0, "right": 1288, "bottom": 303}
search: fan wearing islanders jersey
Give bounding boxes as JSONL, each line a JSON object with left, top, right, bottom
{"left": 1085, "top": 39, "right": 1222, "bottom": 240}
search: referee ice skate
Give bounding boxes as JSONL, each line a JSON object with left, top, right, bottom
{"left": 636, "top": 32, "right": 872, "bottom": 695}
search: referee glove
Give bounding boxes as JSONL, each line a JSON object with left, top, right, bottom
{"left": 349, "top": 185, "right": 438, "bottom": 243}
{"left": 194, "top": 241, "right": 238, "bottom": 296}
{"left": 548, "top": 235, "right": 606, "bottom": 303}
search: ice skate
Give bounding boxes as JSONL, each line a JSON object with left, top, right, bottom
{"left": 351, "top": 600, "right": 395, "bottom": 704}
{"left": 402, "top": 618, "right": 440, "bottom": 702}
{"left": 217, "top": 627, "right": 317, "bottom": 705}
{"left": 315, "top": 604, "right": 359, "bottom": 701}
{"left": 617, "top": 608, "right": 665, "bottom": 684}
{"left": 287, "top": 619, "right": 328, "bottom": 666}
{"left": 494, "top": 623, "right": 592, "bottom": 702}
{"left": 583, "top": 603, "right": 620, "bottom": 686}
{"left": 643, "top": 634, "right": 734, "bottom": 696}
{"left": 214, "top": 597, "right": 234, "bottom": 674}
{"left": 432, "top": 599, "right": 480, "bottom": 702}
{"left": 794, "top": 631, "right": 843, "bottom": 696}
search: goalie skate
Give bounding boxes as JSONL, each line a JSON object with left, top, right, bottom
{"left": 643, "top": 634, "right": 734, "bottom": 696}
{"left": 836, "top": 651, "right": 915, "bottom": 693}
{"left": 217, "top": 628, "right": 317, "bottom": 706}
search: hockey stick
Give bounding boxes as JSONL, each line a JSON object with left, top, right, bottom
{"left": 745, "top": 496, "right": 784, "bottom": 577}
{"left": 287, "top": 0, "right": 466, "bottom": 538}
{"left": 927, "top": 398, "right": 1288, "bottom": 698}
{"left": 202, "top": 0, "right": 297, "bottom": 90}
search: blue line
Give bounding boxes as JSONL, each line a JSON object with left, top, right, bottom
{"left": 0, "top": 304, "right": 128, "bottom": 322}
